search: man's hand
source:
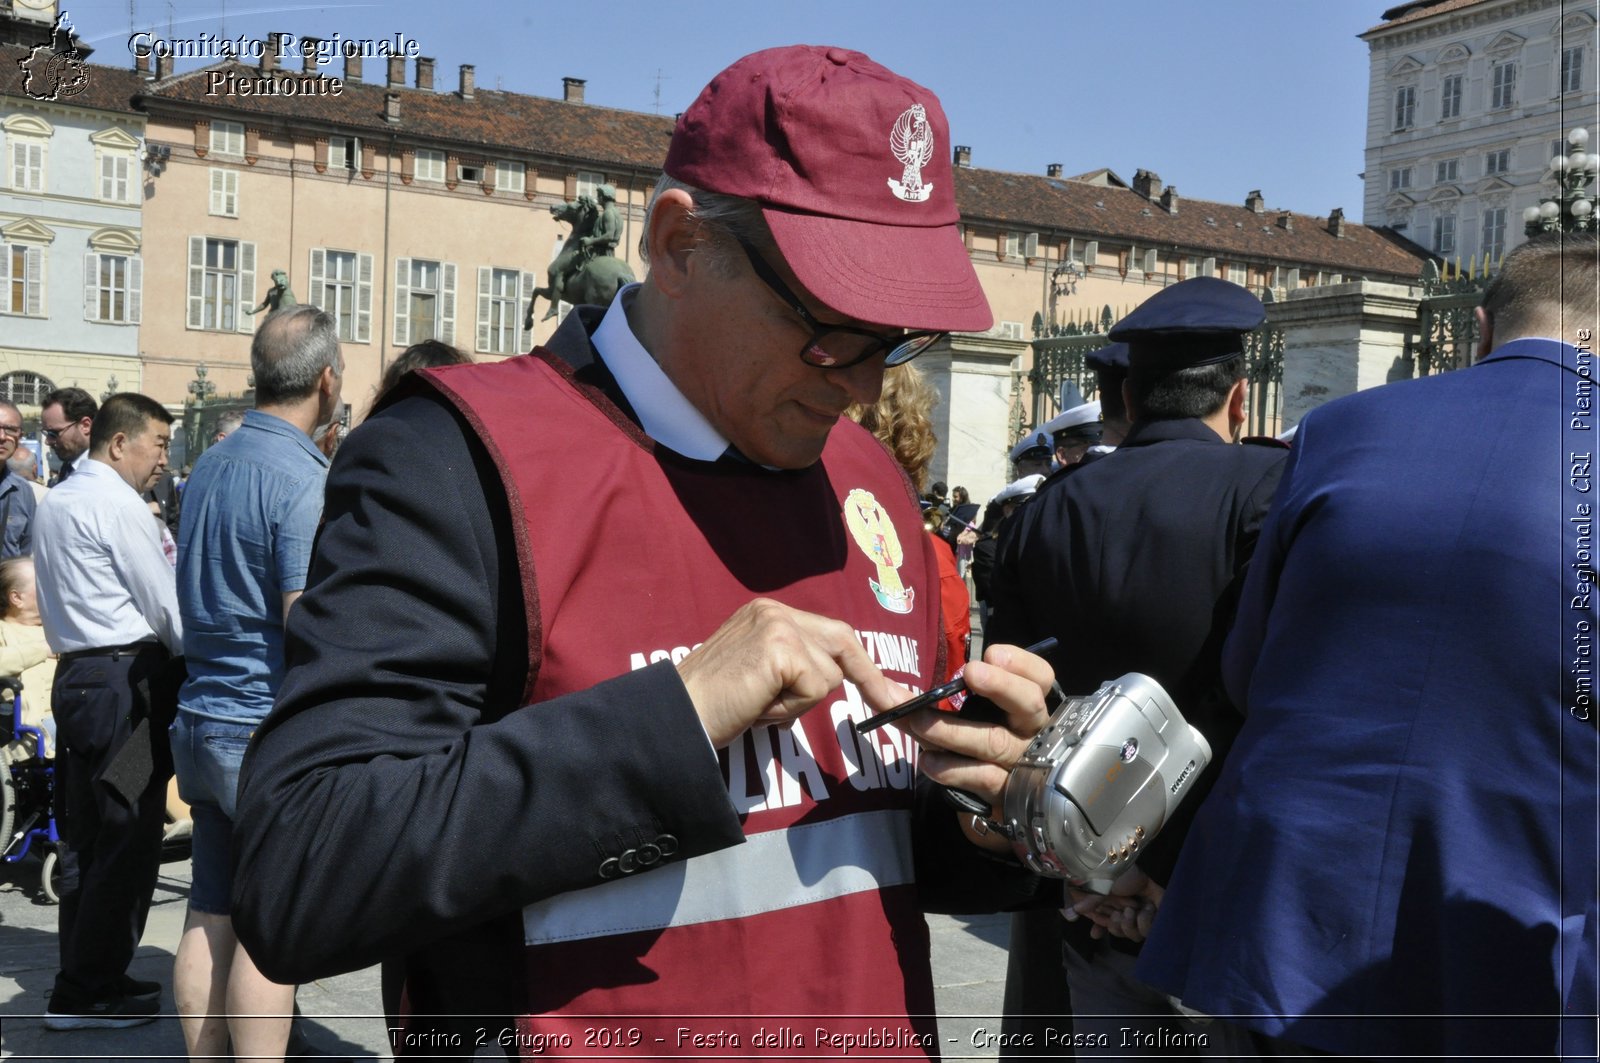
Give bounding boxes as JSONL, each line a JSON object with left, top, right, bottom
{"left": 677, "top": 599, "right": 909, "bottom": 749}
{"left": 1066, "top": 866, "right": 1163, "bottom": 942}
{"left": 895, "top": 643, "right": 1056, "bottom": 814}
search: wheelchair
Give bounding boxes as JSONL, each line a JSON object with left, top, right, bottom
{"left": 1, "top": 678, "right": 64, "bottom": 903}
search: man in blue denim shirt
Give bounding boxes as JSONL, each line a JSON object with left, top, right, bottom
{"left": 171, "top": 304, "right": 342, "bottom": 1062}
{"left": 0, "top": 399, "right": 36, "bottom": 557}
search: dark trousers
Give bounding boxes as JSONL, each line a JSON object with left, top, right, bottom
{"left": 50, "top": 648, "right": 169, "bottom": 1003}
{"left": 1000, "top": 907, "right": 1076, "bottom": 1058}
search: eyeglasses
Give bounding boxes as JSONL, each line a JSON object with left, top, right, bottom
{"left": 0, "top": 426, "right": 20, "bottom": 438}
{"left": 735, "top": 237, "right": 946, "bottom": 370}
{"left": 42, "top": 427, "right": 66, "bottom": 440}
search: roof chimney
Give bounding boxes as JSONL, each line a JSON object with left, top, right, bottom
{"left": 563, "top": 77, "right": 586, "bottom": 103}
{"left": 1329, "top": 207, "right": 1347, "bottom": 238}
{"left": 1276, "top": 211, "right": 1293, "bottom": 232}
{"left": 155, "top": 51, "right": 173, "bottom": 80}
{"left": 260, "top": 33, "right": 282, "bottom": 73}
{"left": 1160, "top": 185, "right": 1179, "bottom": 214}
{"left": 1046, "top": 163, "right": 1063, "bottom": 178}
{"left": 459, "top": 63, "right": 475, "bottom": 99}
{"left": 1246, "top": 189, "right": 1265, "bottom": 213}
{"left": 387, "top": 55, "right": 405, "bottom": 87}
{"left": 301, "top": 38, "right": 320, "bottom": 75}
{"left": 344, "top": 49, "right": 363, "bottom": 83}
{"left": 953, "top": 145, "right": 971, "bottom": 168}
{"left": 416, "top": 56, "right": 434, "bottom": 91}
{"left": 1133, "top": 168, "right": 1163, "bottom": 200}
{"left": 134, "top": 49, "right": 151, "bottom": 77}
{"left": 384, "top": 91, "right": 401, "bottom": 125}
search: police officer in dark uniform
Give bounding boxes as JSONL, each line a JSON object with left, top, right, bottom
{"left": 986, "top": 277, "right": 1290, "bottom": 1056}
{"left": 1084, "top": 341, "right": 1131, "bottom": 449}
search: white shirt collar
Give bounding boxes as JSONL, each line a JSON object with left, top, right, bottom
{"left": 591, "top": 284, "right": 731, "bottom": 462}
{"left": 75, "top": 456, "right": 136, "bottom": 493}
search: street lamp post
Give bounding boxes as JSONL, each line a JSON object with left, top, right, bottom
{"left": 186, "top": 362, "right": 216, "bottom": 458}
{"left": 1524, "top": 127, "right": 1597, "bottom": 237}
{"left": 1032, "top": 260, "right": 1086, "bottom": 338}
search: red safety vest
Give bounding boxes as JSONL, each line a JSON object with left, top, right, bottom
{"left": 422, "top": 349, "right": 944, "bottom": 1058}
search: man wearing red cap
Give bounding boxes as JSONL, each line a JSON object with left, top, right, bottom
{"left": 233, "top": 45, "right": 1054, "bottom": 1056}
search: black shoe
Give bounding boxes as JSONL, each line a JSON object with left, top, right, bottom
{"left": 119, "top": 974, "right": 161, "bottom": 1000}
{"left": 43, "top": 992, "right": 158, "bottom": 1030}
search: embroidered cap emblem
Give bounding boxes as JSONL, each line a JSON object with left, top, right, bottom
{"left": 843, "top": 488, "right": 914, "bottom": 614}
{"left": 887, "top": 104, "right": 934, "bottom": 204}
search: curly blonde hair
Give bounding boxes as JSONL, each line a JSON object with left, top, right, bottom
{"left": 846, "top": 363, "right": 940, "bottom": 493}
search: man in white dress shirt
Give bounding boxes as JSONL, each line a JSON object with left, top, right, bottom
{"left": 33, "top": 393, "right": 182, "bottom": 1030}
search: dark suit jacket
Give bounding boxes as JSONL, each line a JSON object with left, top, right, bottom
{"left": 1137, "top": 338, "right": 1600, "bottom": 1060}
{"left": 987, "top": 417, "right": 1287, "bottom": 886}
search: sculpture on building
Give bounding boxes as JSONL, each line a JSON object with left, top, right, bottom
{"left": 245, "top": 270, "right": 298, "bottom": 316}
{"left": 524, "top": 184, "right": 635, "bottom": 327}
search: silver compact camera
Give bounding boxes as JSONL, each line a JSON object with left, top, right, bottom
{"left": 1000, "top": 673, "right": 1211, "bottom": 892}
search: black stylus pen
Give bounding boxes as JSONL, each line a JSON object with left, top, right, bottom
{"left": 853, "top": 637, "right": 1059, "bottom": 734}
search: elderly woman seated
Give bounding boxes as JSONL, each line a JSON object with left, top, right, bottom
{"left": 0, "top": 557, "right": 55, "bottom": 761}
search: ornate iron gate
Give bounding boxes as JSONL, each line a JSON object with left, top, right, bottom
{"left": 1402, "top": 265, "right": 1486, "bottom": 378}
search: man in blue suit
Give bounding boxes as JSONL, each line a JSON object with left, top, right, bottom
{"left": 1133, "top": 232, "right": 1599, "bottom": 1059}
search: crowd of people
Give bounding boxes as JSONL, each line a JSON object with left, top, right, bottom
{"left": 0, "top": 39, "right": 1592, "bottom": 1063}
{"left": 1, "top": 315, "right": 471, "bottom": 1055}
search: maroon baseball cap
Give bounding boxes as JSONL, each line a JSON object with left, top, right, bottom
{"left": 664, "top": 44, "right": 992, "bottom": 333}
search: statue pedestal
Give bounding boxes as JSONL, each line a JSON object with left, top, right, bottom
{"left": 1269, "top": 281, "right": 1422, "bottom": 429}
{"left": 921, "top": 334, "right": 1027, "bottom": 510}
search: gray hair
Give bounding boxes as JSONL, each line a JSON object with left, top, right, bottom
{"left": 214, "top": 409, "right": 246, "bottom": 439}
{"left": 7, "top": 448, "right": 36, "bottom": 478}
{"left": 252, "top": 304, "right": 342, "bottom": 406}
{"left": 641, "top": 173, "right": 771, "bottom": 276}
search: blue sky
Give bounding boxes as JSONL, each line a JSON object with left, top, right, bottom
{"left": 60, "top": 0, "right": 1381, "bottom": 219}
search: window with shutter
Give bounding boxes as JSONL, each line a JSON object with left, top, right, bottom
{"left": 22, "top": 246, "right": 43, "bottom": 316}
{"left": 1, "top": 245, "right": 44, "bottom": 316}
{"left": 100, "top": 154, "right": 132, "bottom": 202}
{"left": 321, "top": 250, "right": 358, "bottom": 341}
{"left": 516, "top": 271, "right": 536, "bottom": 353}
{"left": 495, "top": 161, "right": 526, "bottom": 193}
{"left": 83, "top": 252, "right": 100, "bottom": 322}
{"left": 1440, "top": 74, "right": 1462, "bottom": 120}
{"left": 356, "top": 253, "right": 373, "bottom": 343}
{"left": 476, "top": 267, "right": 492, "bottom": 353}
{"left": 440, "top": 262, "right": 457, "bottom": 345}
{"left": 1490, "top": 63, "right": 1516, "bottom": 110}
{"left": 209, "top": 169, "right": 238, "bottom": 216}
{"left": 210, "top": 121, "right": 244, "bottom": 157}
{"left": 11, "top": 141, "right": 44, "bottom": 192}
{"left": 482, "top": 267, "right": 520, "bottom": 354}
{"left": 393, "top": 257, "right": 412, "bottom": 347}
{"left": 195, "top": 238, "right": 245, "bottom": 331}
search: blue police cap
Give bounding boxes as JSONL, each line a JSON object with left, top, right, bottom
{"left": 1109, "top": 278, "right": 1264, "bottom": 370}
{"left": 1084, "top": 342, "right": 1129, "bottom": 371}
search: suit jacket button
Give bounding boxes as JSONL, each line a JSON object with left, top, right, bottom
{"left": 599, "top": 857, "right": 620, "bottom": 879}
{"left": 617, "top": 848, "right": 639, "bottom": 874}
{"left": 636, "top": 842, "right": 661, "bottom": 866}
{"left": 654, "top": 833, "right": 679, "bottom": 856}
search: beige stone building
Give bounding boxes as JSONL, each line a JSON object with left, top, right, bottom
{"left": 135, "top": 40, "right": 669, "bottom": 421}
{"left": 953, "top": 159, "right": 1433, "bottom": 351}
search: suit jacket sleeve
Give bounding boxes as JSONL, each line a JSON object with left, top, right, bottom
{"left": 232, "top": 394, "right": 747, "bottom": 985}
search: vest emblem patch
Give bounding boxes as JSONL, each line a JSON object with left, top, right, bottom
{"left": 843, "top": 488, "right": 915, "bottom": 615}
